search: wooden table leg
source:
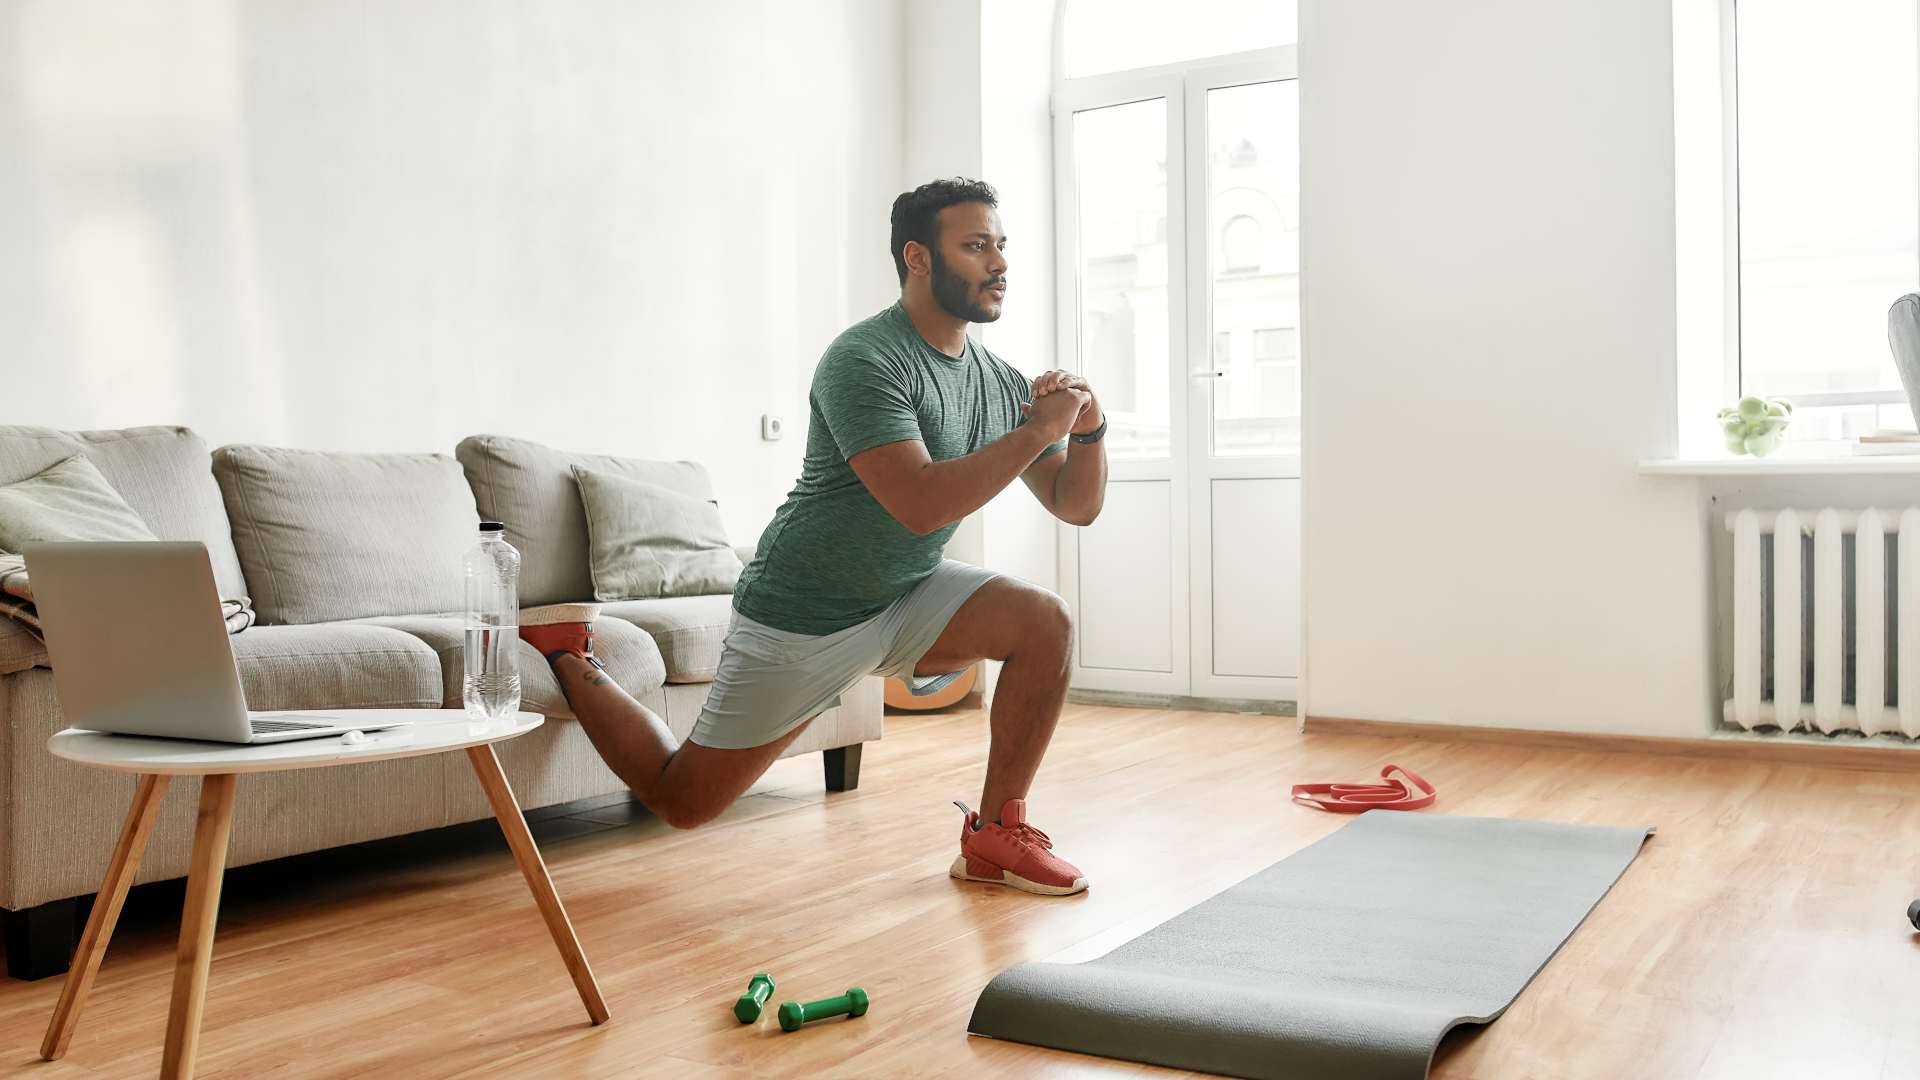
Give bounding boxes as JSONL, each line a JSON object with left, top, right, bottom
{"left": 40, "top": 773, "right": 171, "bottom": 1061}
{"left": 466, "top": 744, "right": 610, "bottom": 1025}
{"left": 159, "top": 774, "right": 238, "bottom": 1080}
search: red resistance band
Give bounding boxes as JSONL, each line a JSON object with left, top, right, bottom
{"left": 1291, "top": 765, "right": 1436, "bottom": 813}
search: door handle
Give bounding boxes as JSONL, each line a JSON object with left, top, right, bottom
{"left": 1191, "top": 371, "right": 1226, "bottom": 379}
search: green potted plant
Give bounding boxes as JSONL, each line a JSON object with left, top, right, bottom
{"left": 1718, "top": 396, "right": 1792, "bottom": 457}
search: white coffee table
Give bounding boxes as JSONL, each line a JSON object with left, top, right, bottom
{"left": 37, "top": 710, "right": 610, "bottom": 1079}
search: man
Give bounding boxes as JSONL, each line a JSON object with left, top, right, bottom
{"left": 521, "top": 178, "right": 1108, "bottom": 895}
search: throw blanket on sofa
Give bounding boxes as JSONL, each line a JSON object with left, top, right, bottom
{"left": 0, "top": 554, "right": 255, "bottom": 642}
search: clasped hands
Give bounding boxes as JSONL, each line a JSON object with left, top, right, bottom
{"left": 1018, "top": 370, "right": 1103, "bottom": 442}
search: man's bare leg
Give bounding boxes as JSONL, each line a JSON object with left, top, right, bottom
{"left": 911, "top": 575, "right": 1074, "bottom": 815}
{"left": 543, "top": 572, "right": 1065, "bottom": 830}
{"left": 548, "top": 656, "right": 812, "bottom": 829}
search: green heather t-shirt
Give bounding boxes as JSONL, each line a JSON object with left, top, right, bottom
{"left": 733, "top": 303, "right": 1064, "bottom": 635}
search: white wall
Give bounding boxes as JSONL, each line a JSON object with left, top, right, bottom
{"left": 1299, "top": 0, "right": 1714, "bottom": 736}
{"left": 906, "top": 0, "right": 983, "bottom": 184}
{"left": 0, "top": 0, "right": 906, "bottom": 547}
{"left": 905, "top": 0, "right": 988, "bottom": 571}
{"left": 977, "top": 0, "right": 1062, "bottom": 593}
{"left": 7, "top": 0, "right": 1722, "bottom": 736}
{"left": 906, "top": 0, "right": 1062, "bottom": 593}
{"left": 900, "top": 0, "right": 1058, "bottom": 703}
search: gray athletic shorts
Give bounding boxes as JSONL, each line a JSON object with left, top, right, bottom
{"left": 689, "top": 559, "right": 999, "bottom": 750}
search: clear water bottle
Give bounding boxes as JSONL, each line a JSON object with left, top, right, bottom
{"left": 463, "top": 522, "right": 522, "bottom": 721}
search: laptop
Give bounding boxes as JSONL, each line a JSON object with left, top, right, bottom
{"left": 24, "top": 541, "right": 415, "bottom": 744}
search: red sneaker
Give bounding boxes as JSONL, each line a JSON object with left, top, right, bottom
{"left": 519, "top": 603, "right": 605, "bottom": 668}
{"left": 950, "top": 800, "right": 1088, "bottom": 896}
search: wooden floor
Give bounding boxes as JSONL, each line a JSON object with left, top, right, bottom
{"left": 4, "top": 702, "right": 1920, "bottom": 1079}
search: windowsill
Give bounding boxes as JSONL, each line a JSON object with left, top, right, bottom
{"left": 1640, "top": 444, "right": 1920, "bottom": 475}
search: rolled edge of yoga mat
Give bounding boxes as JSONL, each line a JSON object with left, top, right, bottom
{"left": 971, "top": 964, "right": 1450, "bottom": 1080}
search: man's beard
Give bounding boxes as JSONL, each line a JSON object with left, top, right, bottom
{"left": 930, "top": 248, "right": 1003, "bottom": 324}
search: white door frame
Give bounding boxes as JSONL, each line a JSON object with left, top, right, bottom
{"left": 1181, "top": 50, "right": 1299, "bottom": 701}
{"left": 1053, "top": 46, "right": 1299, "bottom": 700}
{"left": 1054, "top": 70, "right": 1190, "bottom": 695}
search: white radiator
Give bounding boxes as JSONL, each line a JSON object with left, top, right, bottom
{"left": 1725, "top": 507, "right": 1920, "bottom": 737}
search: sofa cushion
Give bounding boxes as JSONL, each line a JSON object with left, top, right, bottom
{"left": 600, "top": 594, "right": 732, "bottom": 683}
{"left": 359, "top": 613, "right": 666, "bottom": 718}
{"left": 456, "top": 434, "right": 717, "bottom": 607}
{"left": 0, "top": 426, "right": 248, "bottom": 600}
{"left": 229, "top": 623, "right": 443, "bottom": 711}
{"left": 214, "top": 445, "right": 480, "bottom": 624}
{"left": 573, "top": 466, "right": 742, "bottom": 601}
{"left": 0, "top": 454, "right": 160, "bottom": 550}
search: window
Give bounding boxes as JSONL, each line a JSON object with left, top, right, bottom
{"left": 1070, "top": 97, "right": 1170, "bottom": 456}
{"left": 1254, "top": 327, "right": 1298, "bottom": 417}
{"left": 1222, "top": 215, "right": 1263, "bottom": 272}
{"left": 1206, "top": 78, "right": 1301, "bottom": 455}
{"left": 1059, "top": 72, "right": 1299, "bottom": 459}
{"left": 1056, "top": 6, "right": 1297, "bottom": 461}
{"left": 1735, "top": 0, "right": 1920, "bottom": 440}
{"left": 1254, "top": 327, "right": 1296, "bottom": 358}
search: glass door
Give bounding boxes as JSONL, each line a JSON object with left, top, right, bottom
{"left": 1055, "top": 74, "right": 1190, "bottom": 695}
{"left": 1184, "top": 59, "right": 1301, "bottom": 702}
{"left": 1056, "top": 47, "right": 1299, "bottom": 703}
{"left": 1073, "top": 95, "right": 1176, "bottom": 461}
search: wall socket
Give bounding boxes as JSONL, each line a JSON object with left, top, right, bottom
{"left": 761, "top": 414, "right": 784, "bottom": 441}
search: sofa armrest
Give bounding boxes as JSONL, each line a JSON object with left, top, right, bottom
{"left": 0, "top": 618, "right": 46, "bottom": 675}
{"left": 733, "top": 544, "right": 757, "bottom": 565}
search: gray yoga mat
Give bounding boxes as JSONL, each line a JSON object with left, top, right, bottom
{"left": 969, "top": 810, "right": 1651, "bottom": 1080}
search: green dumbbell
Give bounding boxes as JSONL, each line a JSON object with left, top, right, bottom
{"left": 776, "top": 987, "right": 870, "bottom": 1032}
{"left": 733, "top": 973, "right": 776, "bottom": 1023}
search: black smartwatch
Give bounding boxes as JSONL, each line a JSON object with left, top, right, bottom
{"left": 1069, "top": 415, "right": 1108, "bottom": 445}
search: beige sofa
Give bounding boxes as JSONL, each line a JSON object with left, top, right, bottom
{"left": 0, "top": 426, "right": 881, "bottom": 980}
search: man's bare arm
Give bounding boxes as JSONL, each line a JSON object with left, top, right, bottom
{"left": 1019, "top": 439, "right": 1107, "bottom": 526}
{"left": 1018, "top": 370, "right": 1108, "bottom": 526}
{"left": 849, "top": 387, "right": 1088, "bottom": 536}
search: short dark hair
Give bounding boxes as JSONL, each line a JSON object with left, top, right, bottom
{"left": 890, "top": 178, "right": 999, "bottom": 285}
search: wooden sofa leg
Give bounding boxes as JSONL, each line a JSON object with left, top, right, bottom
{"left": 3, "top": 897, "right": 79, "bottom": 981}
{"left": 823, "top": 744, "right": 863, "bottom": 792}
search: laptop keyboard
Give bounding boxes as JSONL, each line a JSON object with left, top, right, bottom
{"left": 249, "top": 718, "right": 331, "bottom": 733}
